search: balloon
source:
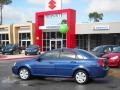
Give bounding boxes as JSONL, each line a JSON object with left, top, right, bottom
{"left": 59, "top": 24, "right": 68, "bottom": 34}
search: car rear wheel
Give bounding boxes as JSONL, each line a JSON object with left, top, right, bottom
{"left": 74, "top": 70, "right": 89, "bottom": 84}
{"left": 19, "top": 68, "right": 30, "bottom": 80}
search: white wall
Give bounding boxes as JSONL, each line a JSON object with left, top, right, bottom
{"left": 76, "top": 22, "right": 120, "bottom": 34}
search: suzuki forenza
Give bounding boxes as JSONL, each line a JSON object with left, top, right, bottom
{"left": 12, "top": 48, "right": 108, "bottom": 84}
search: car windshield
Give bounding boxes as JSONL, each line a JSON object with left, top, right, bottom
{"left": 112, "top": 47, "right": 120, "bottom": 53}
{"left": 6, "top": 44, "right": 14, "bottom": 48}
{"left": 92, "top": 46, "right": 104, "bottom": 52}
{"left": 28, "top": 45, "right": 37, "bottom": 48}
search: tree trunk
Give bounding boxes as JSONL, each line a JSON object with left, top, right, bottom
{"left": 0, "top": 4, "right": 3, "bottom": 25}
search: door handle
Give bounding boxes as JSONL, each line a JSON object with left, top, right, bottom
{"left": 70, "top": 61, "right": 76, "bottom": 63}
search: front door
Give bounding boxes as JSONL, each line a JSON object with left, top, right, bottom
{"left": 50, "top": 39, "right": 63, "bottom": 50}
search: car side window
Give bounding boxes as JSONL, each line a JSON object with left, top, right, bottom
{"left": 104, "top": 47, "right": 111, "bottom": 53}
{"left": 60, "top": 50, "right": 76, "bottom": 60}
{"left": 41, "top": 51, "right": 59, "bottom": 60}
{"left": 76, "top": 54, "right": 84, "bottom": 60}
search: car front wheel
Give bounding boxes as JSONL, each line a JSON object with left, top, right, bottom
{"left": 19, "top": 68, "right": 30, "bottom": 80}
{"left": 74, "top": 70, "right": 89, "bottom": 84}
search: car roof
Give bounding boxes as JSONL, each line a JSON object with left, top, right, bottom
{"left": 52, "top": 48, "right": 87, "bottom": 53}
{"left": 99, "top": 45, "right": 119, "bottom": 47}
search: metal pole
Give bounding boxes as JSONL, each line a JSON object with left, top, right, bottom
{"left": 88, "top": 34, "right": 91, "bottom": 51}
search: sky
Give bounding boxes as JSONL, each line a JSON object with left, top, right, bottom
{"left": 2, "top": 0, "right": 120, "bottom": 24}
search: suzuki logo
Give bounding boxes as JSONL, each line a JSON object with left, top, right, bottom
{"left": 48, "top": 0, "right": 56, "bottom": 9}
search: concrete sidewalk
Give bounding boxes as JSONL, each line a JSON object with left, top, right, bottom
{"left": 0, "top": 54, "right": 36, "bottom": 61}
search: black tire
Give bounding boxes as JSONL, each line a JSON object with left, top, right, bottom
{"left": 118, "top": 62, "right": 120, "bottom": 68}
{"left": 11, "top": 51, "right": 15, "bottom": 55}
{"left": 39, "top": 76, "right": 46, "bottom": 80}
{"left": 19, "top": 50, "right": 21, "bottom": 54}
{"left": 74, "top": 70, "right": 89, "bottom": 84}
{"left": 25, "top": 53, "right": 27, "bottom": 55}
{"left": 19, "top": 68, "right": 31, "bottom": 80}
{"left": 36, "top": 51, "right": 40, "bottom": 55}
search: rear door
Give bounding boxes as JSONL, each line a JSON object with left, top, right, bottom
{"left": 54, "top": 49, "right": 78, "bottom": 77}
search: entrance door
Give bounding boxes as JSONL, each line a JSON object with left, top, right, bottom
{"left": 50, "top": 39, "right": 63, "bottom": 50}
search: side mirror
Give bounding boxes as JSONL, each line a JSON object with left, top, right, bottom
{"left": 36, "top": 57, "right": 42, "bottom": 61}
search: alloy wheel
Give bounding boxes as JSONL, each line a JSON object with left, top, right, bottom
{"left": 75, "top": 70, "right": 88, "bottom": 84}
{"left": 19, "top": 68, "right": 30, "bottom": 80}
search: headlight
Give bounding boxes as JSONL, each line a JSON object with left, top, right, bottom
{"left": 110, "top": 56, "right": 119, "bottom": 60}
{"left": 13, "top": 62, "right": 16, "bottom": 66}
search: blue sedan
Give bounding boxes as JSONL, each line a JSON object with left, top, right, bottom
{"left": 25, "top": 45, "right": 40, "bottom": 55}
{"left": 12, "top": 48, "right": 108, "bottom": 84}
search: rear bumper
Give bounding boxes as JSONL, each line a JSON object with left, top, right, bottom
{"left": 89, "top": 67, "right": 108, "bottom": 78}
{"left": 108, "top": 61, "right": 119, "bottom": 67}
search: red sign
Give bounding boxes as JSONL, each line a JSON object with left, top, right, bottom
{"left": 48, "top": 0, "right": 56, "bottom": 9}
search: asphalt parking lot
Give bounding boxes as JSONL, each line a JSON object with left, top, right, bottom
{"left": 0, "top": 60, "right": 120, "bottom": 90}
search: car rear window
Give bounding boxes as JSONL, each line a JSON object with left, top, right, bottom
{"left": 113, "top": 47, "right": 120, "bottom": 52}
{"left": 28, "top": 45, "right": 38, "bottom": 48}
{"left": 78, "top": 49, "right": 97, "bottom": 59}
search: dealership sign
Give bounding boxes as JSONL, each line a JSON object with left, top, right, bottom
{"left": 93, "top": 25, "right": 110, "bottom": 30}
{"left": 45, "top": 0, "right": 62, "bottom": 11}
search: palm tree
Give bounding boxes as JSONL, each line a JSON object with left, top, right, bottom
{"left": 89, "top": 12, "right": 103, "bottom": 22}
{"left": 61, "top": 19, "right": 67, "bottom": 24}
{"left": 0, "top": 0, "right": 12, "bottom": 25}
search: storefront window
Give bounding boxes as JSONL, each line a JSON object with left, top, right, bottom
{"left": 43, "top": 32, "right": 46, "bottom": 39}
{"left": 19, "top": 33, "right": 31, "bottom": 47}
{"left": 57, "top": 32, "right": 62, "bottom": 38}
{"left": 2, "top": 34, "right": 5, "bottom": 40}
{"left": 51, "top": 32, "right": 55, "bottom": 39}
{"left": 47, "top": 32, "right": 50, "bottom": 39}
{"left": 42, "top": 31, "right": 66, "bottom": 51}
{"left": 6, "top": 34, "right": 8, "bottom": 40}
{"left": 63, "top": 34, "right": 66, "bottom": 39}
{"left": 63, "top": 40, "right": 66, "bottom": 47}
{"left": 0, "top": 34, "right": 9, "bottom": 46}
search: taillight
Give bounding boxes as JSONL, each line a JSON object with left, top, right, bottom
{"left": 98, "top": 60, "right": 105, "bottom": 67}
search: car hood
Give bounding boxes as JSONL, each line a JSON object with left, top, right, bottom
{"left": 4, "top": 47, "right": 12, "bottom": 50}
{"left": 16, "top": 58, "right": 36, "bottom": 66}
{"left": 26, "top": 48, "right": 37, "bottom": 50}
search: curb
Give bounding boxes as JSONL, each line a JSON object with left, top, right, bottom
{"left": 0, "top": 56, "right": 36, "bottom": 61}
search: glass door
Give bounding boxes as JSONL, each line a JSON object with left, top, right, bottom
{"left": 50, "top": 39, "right": 63, "bottom": 50}
{"left": 51, "top": 41, "right": 56, "bottom": 50}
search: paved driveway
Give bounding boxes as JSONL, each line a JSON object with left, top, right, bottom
{"left": 0, "top": 60, "right": 120, "bottom": 90}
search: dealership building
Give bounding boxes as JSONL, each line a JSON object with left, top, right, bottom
{"left": 0, "top": 0, "right": 120, "bottom": 51}
{"left": 0, "top": 21, "right": 120, "bottom": 51}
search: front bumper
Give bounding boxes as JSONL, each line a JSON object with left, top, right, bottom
{"left": 12, "top": 66, "right": 19, "bottom": 75}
